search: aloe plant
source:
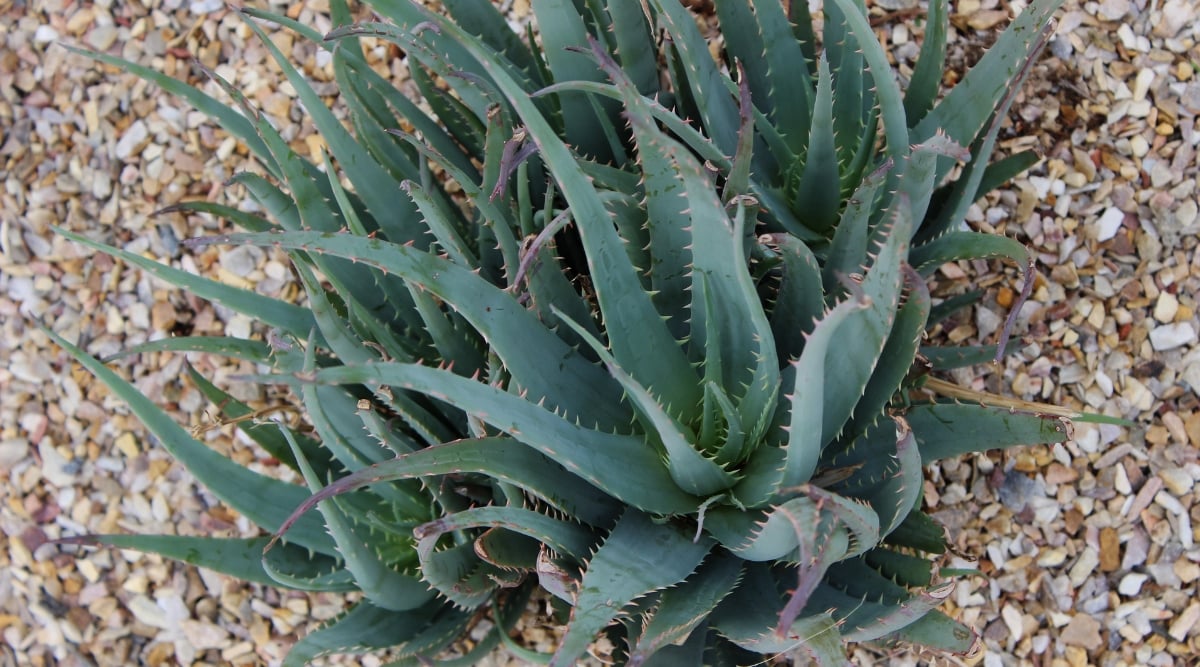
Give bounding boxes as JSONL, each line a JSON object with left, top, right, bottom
{"left": 49, "top": 0, "right": 1091, "bottom": 665}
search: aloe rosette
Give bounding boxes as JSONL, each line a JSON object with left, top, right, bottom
{"left": 48, "top": 0, "right": 1089, "bottom": 665}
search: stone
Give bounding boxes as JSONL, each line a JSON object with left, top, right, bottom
{"left": 114, "top": 120, "right": 148, "bottom": 160}
{"left": 1168, "top": 603, "right": 1200, "bottom": 641}
{"left": 1069, "top": 548, "right": 1100, "bottom": 587}
{"left": 181, "top": 620, "right": 231, "bottom": 650}
{"left": 1095, "top": 207, "right": 1125, "bottom": 242}
{"left": 1159, "top": 468, "right": 1194, "bottom": 496}
{"left": 38, "top": 441, "right": 77, "bottom": 488}
{"left": 189, "top": 0, "right": 223, "bottom": 13}
{"left": 0, "top": 438, "right": 30, "bottom": 468}
{"left": 1149, "top": 323, "right": 1196, "bottom": 350}
{"left": 1180, "top": 82, "right": 1200, "bottom": 115}
{"left": 1154, "top": 292, "right": 1179, "bottom": 323}
{"left": 33, "top": 25, "right": 59, "bottom": 44}
{"left": 219, "top": 246, "right": 262, "bottom": 278}
{"left": 1099, "top": 527, "right": 1121, "bottom": 572}
{"left": 1060, "top": 613, "right": 1103, "bottom": 650}
{"left": 1001, "top": 604, "right": 1024, "bottom": 641}
{"left": 1118, "top": 573, "right": 1149, "bottom": 596}
{"left": 1098, "top": 0, "right": 1130, "bottom": 20}
{"left": 87, "top": 25, "right": 118, "bottom": 51}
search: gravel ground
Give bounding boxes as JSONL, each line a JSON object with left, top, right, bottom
{"left": 2, "top": 0, "right": 1199, "bottom": 665}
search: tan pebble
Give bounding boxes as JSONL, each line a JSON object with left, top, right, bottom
{"left": 1159, "top": 468, "right": 1194, "bottom": 496}
{"left": 150, "top": 301, "right": 176, "bottom": 331}
{"left": 122, "top": 573, "right": 149, "bottom": 595}
{"left": 1069, "top": 548, "right": 1100, "bottom": 586}
{"left": 65, "top": 8, "right": 95, "bottom": 34}
{"left": 114, "top": 432, "right": 139, "bottom": 458}
{"left": 181, "top": 619, "right": 231, "bottom": 650}
{"left": 1038, "top": 548, "right": 1069, "bottom": 567}
{"left": 1001, "top": 604, "right": 1024, "bottom": 641}
{"left": 77, "top": 559, "right": 100, "bottom": 583}
{"left": 1162, "top": 412, "right": 1189, "bottom": 444}
{"left": 1121, "top": 377, "right": 1154, "bottom": 412}
{"left": 1061, "top": 614, "right": 1104, "bottom": 650}
{"left": 144, "top": 642, "right": 174, "bottom": 666}
{"left": 968, "top": 9, "right": 1010, "bottom": 30}
{"left": 1100, "top": 527, "right": 1121, "bottom": 571}
{"left": 1045, "top": 462, "right": 1079, "bottom": 485}
{"left": 1154, "top": 292, "right": 1179, "bottom": 323}
{"left": 1014, "top": 451, "right": 1039, "bottom": 473}
{"left": 1130, "top": 134, "right": 1150, "bottom": 157}
{"left": 1169, "top": 603, "right": 1200, "bottom": 641}
{"left": 1175, "top": 560, "right": 1200, "bottom": 584}
{"left": 1185, "top": 412, "right": 1200, "bottom": 448}
{"left": 1145, "top": 425, "right": 1171, "bottom": 446}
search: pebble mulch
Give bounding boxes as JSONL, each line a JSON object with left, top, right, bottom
{"left": 1, "top": 0, "right": 1198, "bottom": 665}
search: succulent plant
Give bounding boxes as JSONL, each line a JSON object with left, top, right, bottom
{"left": 50, "top": 0, "right": 1111, "bottom": 665}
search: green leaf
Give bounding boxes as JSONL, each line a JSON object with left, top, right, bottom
{"left": 649, "top": 0, "right": 740, "bottom": 154}
{"left": 418, "top": 541, "right": 511, "bottom": 609}
{"left": 844, "top": 265, "right": 931, "bottom": 437}
{"left": 407, "top": 19, "right": 702, "bottom": 416}
{"left": 791, "top": 55, "right": 841, "bottom": 233}
{"left": 55, "top": 227, "right": 319, "bottom": 343}
{"left": 927, "top": 289, "right": 985, "bottom": 324}
{"left": 557, "top": 310, "right": 737, "bottom": 497}
{"left": 193, "top": 230, "right": 630, "bottom": 431}
{"left": 906, "top": 403, "right": 1071, "bottom": 461}
{"left": 972, "top": 150, "right": 1042, "bottom": 201}
{"left": 183, "top": 360, "right": 330, "bottom": 477}
{"left": 780, "top": 281, "right": 872, "bottom": 489}
{"left": 282, "top": 428, "right": 433, "bottom": 611}
{"left": 921, "top": 343, "right": 1002, "bottom": 370}
{"left": 156, "top": 199, "right": 275, "bottom": 232}
{"left": 298, "top": 363, "right": 697, "bottom": 515}
{"left": 911, "top": 230, "right": 1032, "bottom": 276}
{"left": 100, "top": 335, "right": 272, "bottom": 364}
{"left": 827, "top": 0, "right": 908, "bottom": 161}
{"left": 873, "top": 608, "right": 978, "bottom": 654}
{"left": 821, "top": 160, "right": 889, "bottom": 291}
{"left": 914, "top": 0, "right": 1063, "bottom": 153}
{"left": 819, "top": 193, "right": 914, "bottom": 445}
{"left": 765, "top": 234, "right": 824, "bottom": 363}
{"left": 55, "top": 534, "right": 280, "bottom": 587}
{"left": 281, "top": 600, "right": 468, "bottom": 667}
{"left": 903, "top": 0, "right": 948, "bottom": 127}
{"left": 803, "top": 581, "right": 946, "bottom": 642}
{"left": 550, "top": 510, "right": 713, "bottom": 667}
{"left": 627, "top": 554, "right": 743, "bottom": 666}
{"left": 862, "top": 420, "right": 923, "bottom": 537}
{"left": 755, "top": 0, "right": 815, "bottom": 155}
{"left": 710, "top": 563, "right": 845, "bottom": 658}
{"left": 415, "top": 506, "right": 597, "bottom": 561}
{"left": 45, "top": 327, "right": 334, "bottom": 555}
{"left": 531, "top": 0, "right": 617, "bottom": 161}
{"left": 863, "top": 547, "right": 934, "bottom": 589}
{"left": 883, "top": 509, "right": 947, "bottom": 554}
{"left": 275, "top": 436, "right": 622, "bottom": 533}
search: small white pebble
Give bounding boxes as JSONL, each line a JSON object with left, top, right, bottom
{"left": 1119, "top": 573, "right": 1149, "bottom": 596}
{"left": 33, "top": 25, "right": 59, "bottom": 43}
{"left": 1155, "top": 490, "right": 1186, "bottom": 516}
{"left": 1149, "top": 322, "right": 1197, "bottom": 351}
{"left": 1095, "top": 207, "right": 1125, "bottom": 241}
